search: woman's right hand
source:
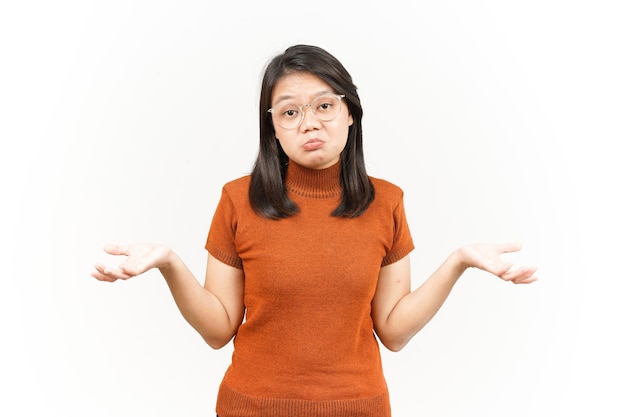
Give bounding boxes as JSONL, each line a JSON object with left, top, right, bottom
{"left": 91, "top": 243, "right": 173, "bottom": 282}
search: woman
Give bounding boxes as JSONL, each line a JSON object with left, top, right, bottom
{"left": 92, "top": 44, "right": 537, "bottom": 417}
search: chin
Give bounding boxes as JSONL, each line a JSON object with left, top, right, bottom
{"left": 299, "top": 155, "right": 339, "bottom": 170}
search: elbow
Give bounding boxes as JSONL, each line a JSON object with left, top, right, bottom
{"left": 201, "top": 327, "right": 237, "bottom": 350}
{"left": 381, "top": 339, "right": 408, "bottom": 352}
{"left": 375, "top": 318, "right": 426, "bottom": 352}
{"left": 376, "top": 332, "right": 410, "bottom": 352}
{"left": 204, "top": 335, "right": 233, "bottom": 350}
{"left": 197, "top": 318, "right": 241, "bottom": 350}
{"left": 208, "top": 341, "right": 228, "bottom": 350}
{"left": 386, "top": 343, "right": 406, "bottom": 353}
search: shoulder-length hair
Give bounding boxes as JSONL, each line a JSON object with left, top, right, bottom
{"left": 249, "top": 44, "right": 375, "bottom": 219}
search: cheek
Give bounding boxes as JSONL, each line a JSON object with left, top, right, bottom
{"left": 330, "top": 127, "right": 350, "bottom": 152}
{"left": 274, "top": 131, "right": 291, "bottom": 146}
{"left": 275, "top": 135, "right": 296, "bottom": 154}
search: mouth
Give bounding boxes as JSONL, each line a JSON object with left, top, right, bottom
{"left": 303, "top": 138, "right": 324, "bottom": 151}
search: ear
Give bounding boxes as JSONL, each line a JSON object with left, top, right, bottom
{"left": 348, "top": 113, "right": 354, "bottom": 127}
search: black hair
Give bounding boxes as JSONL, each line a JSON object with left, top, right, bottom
{"left": 249, "top": 44, "right": 374, "bottom": 219}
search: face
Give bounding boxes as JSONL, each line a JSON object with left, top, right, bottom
{"left": 271, "top": 72, "right": 353, "bottom": 170}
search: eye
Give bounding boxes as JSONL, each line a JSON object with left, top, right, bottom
{"left": 316, "top": 100, "right": 335, "bottom": 113}
{"left": 284, "top": 109, "right": 299, "bottom": 118}
{"left": 276, "top": 105, "right": 299, "bottom": 119}
{"left": 314, "top": 95, "right": 341, "bottom": 114}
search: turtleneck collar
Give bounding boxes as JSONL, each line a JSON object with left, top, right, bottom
{"left": 285, "top": 160, "right": 342, "bottom": 199}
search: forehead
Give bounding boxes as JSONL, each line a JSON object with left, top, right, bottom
{"left": 272, "top": 72, "right": 334, "bottom": 103}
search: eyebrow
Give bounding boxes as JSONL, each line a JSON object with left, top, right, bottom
{"left": 273, "top": 90, "right": 334, "bottom": 105}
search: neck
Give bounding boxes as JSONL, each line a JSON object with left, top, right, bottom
{"left": 285, "top": 160, "right": 342, "bottom": 199}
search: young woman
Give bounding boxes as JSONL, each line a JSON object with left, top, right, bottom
{"left": 91, "top": 44, "right": 538, "bottom": 417}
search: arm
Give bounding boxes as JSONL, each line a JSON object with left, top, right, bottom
{"left": 371, "top": 242, "right": 537, "bottom": 352}
{"left": 91, "top": 243, "right": 244, "bottom": 349}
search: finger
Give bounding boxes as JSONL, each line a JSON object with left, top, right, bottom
{"left": 496, "top": 261, "right": 514, "bottom": 277}
{"left": 513, "top": 276, "right": 539, "bottom": 284}
{"left": 502, "top": 265, "right": 538, "bottom": 282}
{"left": 90, "top": 271, "right": 117, "bottom": 282}
{"left": 510, "top": 275, "right": 537, "bottom": 284}
{"left": 93, "top": 262, "right": 133, "bottom": 281}
{"left": 501, "top": 266, "right": 533, "bottom": 281}
{"left": 513, "top": 270, "right": 539, "bottom": 284}
{"left": 484, "top": 261, "right": 514, "bottom": 278}
{"left": 119, "top": 260, "right": 149, "bottom": 276}
{"left": 497, "top": 242, "right": 522, "bottom": 254}
{"left": 91, "top": 264, "right": 120, "bottom": 282}
{"left": 103, "top": 243, "right": 130, "bottom": 256}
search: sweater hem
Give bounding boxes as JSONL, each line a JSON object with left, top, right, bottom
{"left": 216, "top": 382, "right": 391, "bottom": 417}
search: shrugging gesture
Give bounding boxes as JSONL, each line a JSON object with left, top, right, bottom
{"left": 90, "top": 44, "right": 539, "bottom": 417}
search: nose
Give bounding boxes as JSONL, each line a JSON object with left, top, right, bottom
{"left": 300, "top": 104, "right": 320, "bottom": 130}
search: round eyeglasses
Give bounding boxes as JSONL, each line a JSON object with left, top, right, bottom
{"left": 267, "top": 94, "right": 346, "bottom": 130}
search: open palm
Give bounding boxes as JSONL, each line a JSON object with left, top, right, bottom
{"left": 457, "top": 242, "right": 538, "bottom": 284}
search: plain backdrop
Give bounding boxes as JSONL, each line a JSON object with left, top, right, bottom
{"left": 1, "top": 1, "right": 624, "bottom": 416}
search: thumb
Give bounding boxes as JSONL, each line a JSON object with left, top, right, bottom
{"left": 103, "top": 243, "right": 128, "bottom": 256}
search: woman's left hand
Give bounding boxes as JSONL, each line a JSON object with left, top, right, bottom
{"left": 456, "top": 242, "right": 538, "bottom": 284}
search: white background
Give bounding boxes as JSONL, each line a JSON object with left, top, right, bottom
{"left": 1, "top": 1, "right": 624, "bottom": 416}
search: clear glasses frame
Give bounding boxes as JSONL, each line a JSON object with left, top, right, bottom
{"left": 267, "top": 94, "right": 346, "bottom": 130}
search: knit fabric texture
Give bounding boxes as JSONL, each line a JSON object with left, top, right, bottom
{"left": 206, "top": 160, "right": 414, "bottom": 417}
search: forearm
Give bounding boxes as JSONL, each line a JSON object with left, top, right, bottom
{"left": 381, "top": 251, "right": 466, "bottom": 351}
{"left": 159, "top": 251, "right": 236, "bottom": 348}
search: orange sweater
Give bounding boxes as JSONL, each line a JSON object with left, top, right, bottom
{"left": 206, "top": 161, "right": 414, "bottom": 417}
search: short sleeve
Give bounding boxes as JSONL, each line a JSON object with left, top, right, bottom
{"left": 381, "top": 192, "right": 414, "bottom": 266}
{"left": 205, "top": 186, "right": 244, "bottom": 269}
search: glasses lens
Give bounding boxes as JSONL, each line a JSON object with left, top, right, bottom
{"left": 272, "top": 103, "right": 301, "bottom": 129}
{"left": 312, "top": 95, "right": 342, "bottom": 121}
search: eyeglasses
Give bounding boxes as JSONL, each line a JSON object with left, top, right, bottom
{"left": 267, "top": 94, "right": 346, "bottom": 130}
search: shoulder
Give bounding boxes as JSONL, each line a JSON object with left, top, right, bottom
{"left": 369, "top": 176, "right": 405, "bottom": 199}
{"left": 218, "top": 175, "right": 251, "bottom": 205}
{"left": 222, "top": 174, "right": 251, "bottom": 194}
{"left": 367, "top": 176, "right": 408, "bottom": 214}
